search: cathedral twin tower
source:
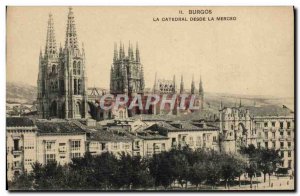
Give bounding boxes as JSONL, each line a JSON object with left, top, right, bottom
{"left": 37, "top": 8, "right": 204, "bottom": 119}
{"left": 37, "top": 8, "right": 88, "bottom": 119}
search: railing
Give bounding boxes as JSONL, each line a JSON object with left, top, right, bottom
{"left": 11, "top": 147, "right": 23, "bottom": 155}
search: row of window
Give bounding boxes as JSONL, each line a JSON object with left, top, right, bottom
{"left": 260, "top": 130, "right": 292, "bottom": 138}
{"left": 45, "top": 140, "right": 81, "bottom": 152}
{"left": 257, "top": 141, "right": 292, "bottom": 149}
{"left": 256, "top": 121, "right": 292, "bottom": 129}
{"left": 45, "top": 152, "right": 81, "bottom": 164}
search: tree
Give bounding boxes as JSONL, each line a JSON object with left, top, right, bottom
{"left": 246, "top": 161, "right": 259, "bottom": 189}
{"left": 9, "top": 172, "right": 34, "bottom": 190}
{"left": 149, "top": 152, "right": 174, "bottom": 189}
{"left": 257, "top": 148, "right": 282, "bottom": 186}
{"left": 189, "top": 162, "right": 207, "bottom": 189}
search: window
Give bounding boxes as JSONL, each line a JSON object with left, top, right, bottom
{"left": 13, "top": 139, "right": 20, "bottom": 151}
{"left": 287, "top": 131, "right": 291, "bottom": 137}
{"left": 257, "top": 142, "right": 261, "bottom": 148}
{"left": 288, "top": 160, "right": 292, "bottom": 168}
{"left": 135, "top": 141, "right": 140, "bottom": 149}
{"left": 280, "top": 131, "right": 284, "bottom": 136}
{"left": 288, "top": 142, "right": 291, "bottom": 148}
{"left": 231, "top": 125, "right": 234, "bottom": 130}
{"left": 264, "top": 122, "right": 268, "bottom": 127}
{"left": 172, "top": 138, "right": 177, "bottom": 147}
{"left": 124, "top": 143, "right": 130, "bottom": 150}
{"left": 271, "top": 122, "right": 276, "bottom": 127}
{"left": 52, "top": 64, "right": 56, "bottom": 73}
{"left": 112, "top": 142, "right": 118, "bottom": 150}
{"left": 71, "top": 140, "right": 81, "bottom": 151}
{"left": 46, "top": 141, "right": 55, "bottom": 151}
{"left": 58, "top": 143, "right": 66, "bottom": 153}
{"left": 196, "top": 137, "right": 201, "bottom": 146}
{"left": 73, "top": 61, "right": 77, "bottom": 75}
{"left": 45, "top": 154, "right": 56, "bottom": 164}
{"left": 272, "top": 142, "right": 276, "bottom": 148}
{"left": 100, "top": 143, "right": 106, "bottom": 150}
{"left": 280, "top": 122, "right": 284, "bottom": 129}
{"left": 280, "top": 142, "right": 284, "bottom": 149}
{"left": 77, "top": 62, "right": 81, "bottom": 75}
{"left": 161, "top": 143, "right": 166, "bottom": 151}
{"left": 287, "top": 122, "right": 291, "bottom": 129}
{"left": 288, "top": 151, "right": 291, "bottom": 157}
{"left": 189, "top": 137, "right": 194, "bottom": 146}
{"left": 264, "top": 132, "right": 268, "bottom": 139}
{"left": 71, "top": 153, "right": 81, "bottom": 159}
{"left": 272, "top": 132, "right": 275, "bottom": 139}
{"left": 265, "top": 142, "right": 268, "bottom": 148}
{"left": 213, "top": 136, "right": 217, "bottom": 142}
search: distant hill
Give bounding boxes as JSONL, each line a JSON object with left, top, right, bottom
{"left": 6, "top": 82, "right": 37, "bottom": 104}
{"left": 6, "top": 82, "right": 294, "bottom": 112}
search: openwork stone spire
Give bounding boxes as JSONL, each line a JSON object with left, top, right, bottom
{"left": 199, "top": 75, "right": 204, "bottom": 95}
{"left": 65, "top": 7, "right": 78, "bottom": 49}
{"left": 136, "top": 42, "right": 140, "bottom": 63}
{"left": 45, "top": 13, "right": 57, "bottom": 56}
{"left": 191, "top": 74, "right": 195, "bottom": 94}
{"left": 180, "top": 74, "right": 184, "bottom": 94}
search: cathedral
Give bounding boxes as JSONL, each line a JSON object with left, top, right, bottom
{"left": 36, "top": 8, "right": 205, "bottom": 121}
{"left": 37, "top": 8, "right": 88, "bottom": 119}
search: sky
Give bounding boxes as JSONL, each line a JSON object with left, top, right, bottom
{"left": 6, "top": 6, "right": 294, "bottom": 97}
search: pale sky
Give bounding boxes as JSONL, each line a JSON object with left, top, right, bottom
{"left": 7, "top": 7, "right": 294, "bottom": 97}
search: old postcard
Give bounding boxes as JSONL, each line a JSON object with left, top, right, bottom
{"left": 6, "top": 6, "right": 294, "bottom": 191}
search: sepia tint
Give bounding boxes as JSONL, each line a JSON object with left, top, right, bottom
{"left": 6, "top": 6, "right": 294, "bottom": 191}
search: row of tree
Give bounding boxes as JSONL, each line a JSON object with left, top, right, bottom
{"left": 9, "top": 146, "right": 282, "bottom": 190}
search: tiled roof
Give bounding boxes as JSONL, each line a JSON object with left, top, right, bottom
{"left": 88, "top": 129, "right": 134, "bottom": 142}
{"left": 6, "top": 117, "right": 35, "bottom": 127}
{"left": 36, "top": 119, "right": 86, "bottom": 134}
{"left": 136, "top": 131, "right": 169, "bottom": 140}
{"left": 243, "top": 105, "right": 294, "bottom": 117}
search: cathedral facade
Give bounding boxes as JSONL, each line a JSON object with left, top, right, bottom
{"left": 37, "top": 8, "right": 88, "bottom": 119}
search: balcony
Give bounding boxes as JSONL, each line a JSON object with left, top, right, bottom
{"left": 286, "top": 137, "right": 293, "bottom": 141}
{"left": 133, "top": 146, "right": 140, "bottom": 151}
{"left": 271, "top": 128, "right": 277, "bottom": 132}
{"left": 12, "top": 147, "right": 23, "bottom": 155}
{"left": 263, "top": 128, "right": 269, "bottom": 132}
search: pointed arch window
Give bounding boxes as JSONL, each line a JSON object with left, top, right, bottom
{"left": 73, "top": 61, "right": 77, "bottom": 75}
{"left": 77, "top": 61, "right": 81, "bottom": 75}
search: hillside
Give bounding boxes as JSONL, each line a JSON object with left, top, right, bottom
{"left": 6, "top": 82, "right": 37, "bottom": 104}
{"left": 6, "top": 82, "right": 294, "bottom": 112}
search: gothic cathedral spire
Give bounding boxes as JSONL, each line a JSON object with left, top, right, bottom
{"left": 180, "top": 74, "right": 184, "bottom": 94}
{"left": 199, "top": 75, "right": 204, "bottom": 109}
{"left": 45, "top": 13, "right": 57, "bottom": 57}
{"left": 191, "top": 75, "right": 195, "bottom": 94}
{"left": 65, "top": 7, "right": 78, "bottom": 50}
{"left": 136, "top": 42, "right": 140, "bottom": 63}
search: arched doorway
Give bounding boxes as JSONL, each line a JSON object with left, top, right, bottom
{"left": 50, "top": 101, "right": 57, "bottom": 117}
{"left": 75, "top": 101, "right": 82, "bottom": 118}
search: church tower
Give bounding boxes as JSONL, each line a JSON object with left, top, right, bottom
{"left": 110, "top": 42, "right": 145, "bottom": 96}
{"left": 37, "top": 8, "right": 88, "bottom": 119}
{"left": 199, "top": 75, "right": 204, "bottom": 109}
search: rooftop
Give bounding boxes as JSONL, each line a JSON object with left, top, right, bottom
{"left": 88, "top": 129, "right": 135, "bottom": 142}
{"left": 7, "top": 117, "right": 35, "bottom": 127}
{"left": 36, "top": 119, "right": 86, "bottom": 135}
{"left": 243, "top": 105, "right": 294, "bottom": 117}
